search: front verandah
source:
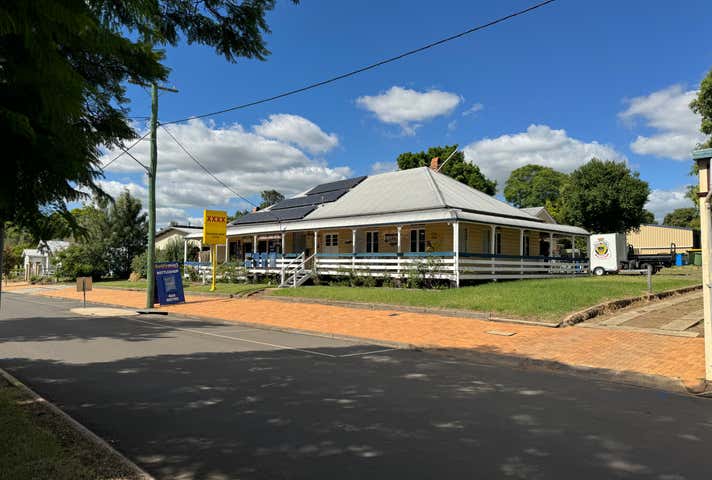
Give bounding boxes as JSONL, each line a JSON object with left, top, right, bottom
{"left": 226, "top": 222, "right": 589, "bottom": 285}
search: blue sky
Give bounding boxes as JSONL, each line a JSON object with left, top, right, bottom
{"left": 100, "top": 0, "right": 712, "bottom": 226}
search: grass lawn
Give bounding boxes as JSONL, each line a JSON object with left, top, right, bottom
{"left": 0, "top": 377, "right": 138, "bottom": 480}
{"left": 95, "top": 279, "right": 268, "bottom": 295}
{"left": 268, "top": 267, "right": 702, "bottom": 321}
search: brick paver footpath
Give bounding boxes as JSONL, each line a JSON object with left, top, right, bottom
{"left": 32, "top": 286, "right": 706, "bottom": 389}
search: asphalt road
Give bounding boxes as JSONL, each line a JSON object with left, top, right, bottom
{"left": 1, "top": 292, "right": 711, "bottom": 480}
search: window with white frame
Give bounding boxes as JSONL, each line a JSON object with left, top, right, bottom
{"left": 495, "top": 231, "right": 502, "bottom": 255}
{"left": 523, "top": 233, "right": 530, "bottom": 256}
{"left": 324, "top": 233, "right": 338, "bottom": 247}
{"left": 482, "top": 230, "right": 490, "bottom": 253}
{"left": 366, "top": 231, "right": 379, "bottom": 253}
{"left": 410, "top": 229, "right": 425, "bottom": 252}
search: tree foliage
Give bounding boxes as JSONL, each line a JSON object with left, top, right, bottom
{"left": 663, "top": 208, "right": 698, "bottom": 228}
{"left": 641, "top": 210, "right": 657, "bottom": 225}
{"left": 559, "top": 158, "right": 650, "bottom": 233}
{"left": 690, "top": 67, "right": 712, "bottom": 148}
{"left": 106, "top": 191, "right": 148, "bottom": 277}
{"left": 55, "top": 190, "right": 147, "bottom": 279}
{"left": 259, "top": 190, "right": 285, "bottom": 209}
{"left": 1, "top": 0, "right": 297, "bottom": 233}
{"left": 396, "top": 145, "right": 497, "bottom": 195}
{"left": 503, "top": 165, "right": 568, "bottom": 208}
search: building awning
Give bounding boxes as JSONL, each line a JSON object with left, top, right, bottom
{"left": 199, "top": 208, "right": 588, "bottom": 237}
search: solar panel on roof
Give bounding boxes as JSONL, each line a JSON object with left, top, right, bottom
{"left": 230, "top": 205, "right": 317, "bottom": 225}
{"left": 305, "top": 176, "right": 366, "bottom": 195}
{"left": 270, "top": 189, "right": 347, "bottom": 210}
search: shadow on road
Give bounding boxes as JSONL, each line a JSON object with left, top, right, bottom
{"left": 3, "top": 341, "right": 712, "bottom": 479}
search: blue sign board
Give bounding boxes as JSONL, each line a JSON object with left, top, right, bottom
{"left": 154, "top": 262, "right": 185, "bottom": 305}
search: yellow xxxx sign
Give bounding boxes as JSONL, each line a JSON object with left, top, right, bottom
{"left": 202, "top": 210, "right": 227, "bottom": 245}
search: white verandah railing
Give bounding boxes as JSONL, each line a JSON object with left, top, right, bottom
{"left": 186, "top": 252, "right": 589, "bottom": 283}
{"left": 313, "top": 252, "right": 589, "bottom": 280}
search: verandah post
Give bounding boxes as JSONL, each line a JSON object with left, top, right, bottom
{"left": 396, "top": 226, "right": 402, "bottom": 278}
{"left": 519, "top": 228, "right": 524, "bottom": 276}
{"left": 453, "top": 221, "right": 460, "bottom": 287}
{"left": 490, "top": 225, "right": 496, "bottom": 276}
{"left": 352, "top": 228, "right": 356, "bottom": 273}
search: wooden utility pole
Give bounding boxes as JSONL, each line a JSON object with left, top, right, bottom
{"left": 128, "top": 80, "right": 177, "bottom": 309}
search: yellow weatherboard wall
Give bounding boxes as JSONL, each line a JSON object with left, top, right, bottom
{"left": 203, "top": 210, "right": 227, "bottom": 245}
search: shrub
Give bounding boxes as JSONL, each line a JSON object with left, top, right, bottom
{"left": 54, "top": 243, "right": 108, "bottom": 280}
{"left": 130, "top": 251, "right": 148, "bottom": 278}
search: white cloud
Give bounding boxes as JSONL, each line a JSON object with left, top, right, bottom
{"left": 356, "top": 86, "right": 461, "bottom": 135}
{"left": 370, "top": 161, "right": 397, "bottom": 175}
{"left": 463, "top": 124, "right": 627, "bottom": 188}
{"left": 462, "top": 103, "right": 484, "bottom": 116}
{"left": 99, "top": 118, "right": 351, "bottom": 226}
{"left": 619, "top": 85, "right": 705, "bottom": 160}
{"left": 253, "top": 114, "right": 339, "bottom": 154}
{"left": 645, "top": 187, "right": 693, "bottom": 222}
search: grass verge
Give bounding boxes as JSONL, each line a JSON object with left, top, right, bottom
{"left": 96, "top": 279, "right": 268, "bottom": 295}
{"left": 268, "top": 267, "right": 702, "bottom": 321}
{"left": 0, "top": 375, "right": 141, "bottom": 480}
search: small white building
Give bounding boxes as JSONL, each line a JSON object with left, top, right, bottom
{"left": 155, "top": 225, "right": 203, "bottom": 251}
{"left": 22, "top": 240, "right": 70, "bottom": 279}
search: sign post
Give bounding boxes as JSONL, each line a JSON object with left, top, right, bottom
{"left": 76, "top": 276, "right": 92, "bottom": 308}
{"left": 203, "top": 209, "right": 227, "bottom": 292}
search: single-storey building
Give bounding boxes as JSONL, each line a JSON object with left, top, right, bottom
{"left": 627, "top": 224, "right": 699, "bottom": 255}
{"left": 22, "top": 240, "right": 70, "bottom": 280}
{"left": 186, "top": 161, "right": 589, "bottom": 287}
{"left": 155, "top": 225, "right": 203, "bottom": 250}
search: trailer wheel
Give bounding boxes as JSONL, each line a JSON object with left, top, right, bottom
{"left": 593, "top": 267, "right": 605, "bottom": 276}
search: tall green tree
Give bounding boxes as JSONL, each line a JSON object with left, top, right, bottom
{"left": 641, "top": 210, "right": 657, "bottom": 225}
{"left": 259, "top": 190, "right": 285, "bottom": 209}
{"left": 107, "top": 191, "right": 148, "bottom": 278}
{"left": 560, "top": 158, "right": 650, "bottom": 233}
{"left": 663, "top": 208, "right": 698, "bottom": 228}
{"left": 0, "top": 0, "right": 298, "bottom": 241}
{"left": 397, "top": 145, "right": 497, "bottom": 195}
{"left": 503, "top": 165, "right": 568, "bottom": 208}
{"left": 690, "top": 67, "right": 712, "bottom": 148}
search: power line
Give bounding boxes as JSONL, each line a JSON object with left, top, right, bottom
{"left": 162, "top": 0, "right": 556, "bottom": 125}
{"left": 159, "top": 124, "right": 260, "bottom": 209}
{"left": 101, "top": 130, "right": 151, "bottom": 171}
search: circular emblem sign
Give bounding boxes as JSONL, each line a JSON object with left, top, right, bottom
{"left": 593, "top": 239, "right": 610, "bottom": 259}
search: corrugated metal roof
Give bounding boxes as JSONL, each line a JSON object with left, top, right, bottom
{"left": 456, "top": 212, "right": 588, "bottom": 235}
{"left": 521, "top": 207, "right": 545, "bottom": 215}
{"left": 306, "top": 167, "right": 541, "bottom": 222}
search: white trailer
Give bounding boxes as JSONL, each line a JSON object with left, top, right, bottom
{"left": 589, "top": 233, "right": 628, "bottom": 276}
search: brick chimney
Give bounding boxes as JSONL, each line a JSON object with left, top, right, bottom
{"left": 430, "top": 157, "right": 440, "bottom": 171}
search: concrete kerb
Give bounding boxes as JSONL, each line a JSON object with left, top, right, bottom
{"left": 32, "top": 291, "right": 417, "bottom": 352}
{"left": 561, "top": 284, "right": 703, "bottom": 327}
{"left": 96, "top": 285, "right": 267, "bottom": 299}
{"left": 0, "top": 367, "right": 155, "bottom": 480}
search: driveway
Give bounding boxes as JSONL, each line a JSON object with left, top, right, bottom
{"left": 581, "top": 291, "right": 704, "bottom": 337}
{"left": 1, "top": 292, "right": 711, "bottom": 479}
